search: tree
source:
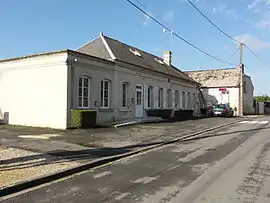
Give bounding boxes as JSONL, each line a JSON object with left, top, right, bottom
{"left": 254, "top": 95, "right": 270, "bottom": 102}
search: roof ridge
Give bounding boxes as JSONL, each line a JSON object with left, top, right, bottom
{"left": 99, "top": 32, "right": 116, "bottom": 60}
{"left": 185, "top": 67, "right": 238, "bottom": 73}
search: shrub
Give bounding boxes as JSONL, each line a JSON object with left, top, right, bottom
{"left": 71, "top": 109, "right": 97, "bottom": 128}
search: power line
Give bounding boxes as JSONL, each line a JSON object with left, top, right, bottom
{"left": 226, "top": 48, "right": 239, "bottom": 62}
{"left": 187, "top": 0, "right": 239, "bottom": 44}
{"left": 125, "top": 0, "right": 235, "bottom": 66}
{"left": 243, "top": 44, "right": 270, "bottom": 69}
{"left": 187, "top": 0, "right": 270, "bottom": 69}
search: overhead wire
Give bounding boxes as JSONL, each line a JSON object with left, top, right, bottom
{"left": 186, "top": 0, "right": 270, "bottom": 69}
{"left": 243, "top": 44, "right": 270, "bottom": 69}
{"left": 125, "top": 0, "right": 235, "bottom": 66}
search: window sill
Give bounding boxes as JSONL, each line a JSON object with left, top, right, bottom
{"left": 119, "top": 108, "right": 131, "bottom": 112}
{"left": 98, "top": 108, "right": 114, "bottom": 112}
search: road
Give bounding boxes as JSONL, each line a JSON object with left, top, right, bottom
{"left": 2, "top": 116, "right": 270, "bottom": 203}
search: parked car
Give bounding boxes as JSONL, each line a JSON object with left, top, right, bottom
{"left": 212, "top": 104, "right": 234, "bottom": 117}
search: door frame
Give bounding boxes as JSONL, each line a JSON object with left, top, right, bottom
{"left": 135, "top": 84, "right": 144, "bottom": 117}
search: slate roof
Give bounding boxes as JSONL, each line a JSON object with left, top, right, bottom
{"left": 185, "top": 67, "right": 242, "bottom": 88}
{"left": 77, "top": 33, "right": 196, "bottom": 83}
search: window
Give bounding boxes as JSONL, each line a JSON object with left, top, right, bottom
{"left": 78, "top": 76, "right": 90, "bottom": 108}
{"left": 129, "top": 48, "right": 141, "bottom": 57}
{"left": 243, "top": 81, "right": 247, "bottom": 93}
{"left": 182, "top": 91, "right": 186, "bottom": 109}
{"left": 122, "top": 82, "right": 128, "bottom": 108}
{"left": 167, "top": 89, "right": 172, "bottom": 108}
{"left": 147, "top": 86, "right": 154, "bottom": 108}
{"left": 192, "top": 93, "right": 196, "bottom": 109}
{"left": 175, "top": 90, "right": 179, "bottom": 108}
{"left": 158, "top": 88, "right": 164, "bottom": 108}
{"left": 187, "top": 92, "right": 191, "bottom": 109}
{"left": 101, "top": 80, "right": 110, "bottom": 108}
{"left": 155, "top": 58, "right": 165, "bottom": 65}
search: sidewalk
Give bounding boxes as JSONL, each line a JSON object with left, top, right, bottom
{"left": 0, "top": 117, "right": 245, "bottom": 189}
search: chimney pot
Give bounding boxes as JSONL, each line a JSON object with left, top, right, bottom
{"left": 163, "top": 50, "right": 172, "bottom": 66}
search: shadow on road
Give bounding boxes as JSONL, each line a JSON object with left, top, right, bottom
{"left": 0, "top": 140, "right": 166, "bottom": 171}
{"left": 184, "top": 126, "right": 270, "bottom": 142}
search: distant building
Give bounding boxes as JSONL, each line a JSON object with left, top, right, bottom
{"left": 185, "top": 65, "right": 254, "bottom": 115}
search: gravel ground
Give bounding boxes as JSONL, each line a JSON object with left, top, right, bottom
{"left": 0, "top": 146, "right": 80, "bottom": 188}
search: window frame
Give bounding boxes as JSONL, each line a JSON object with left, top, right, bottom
{"left": 100, "top": 79, "right": 111, "bottom": 108}
{"left": 167, "top": 89, "right": 172, "bottom": 108}
{"left": 121, "top": 82, "right": 128, "bottom": 108}
{"left": 147, "top": 86, "right": 154, "bottom": 108}
{"left": 187, "top": 92, "right": 191, "bottom": 109}
{"left": 158, "top": 88, "right": 164, "bottom": 108}
{"left": 78, "top": 75, "right": 90, "bottom": 109}
{"left": 192, "top": 93, "right": 196, "bottom": 110}
{"left": 182, "top": 91, "right": 186, "bottom": 109}
{"left": 175, "top": 90, "right": 179, "bottom": 108}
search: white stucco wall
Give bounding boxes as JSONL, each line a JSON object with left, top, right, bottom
{"left": 69, "top": 52, "right": 198, "bottom": 124}
{"left": 0, "top": 52, "right": 68, "bottom": 129}
{"left": 202, "top": 87, "right": 239, "bottom": 111}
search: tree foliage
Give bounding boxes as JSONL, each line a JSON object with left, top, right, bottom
{"left": 254, "top": 95, "right": 270, "bottom": 102}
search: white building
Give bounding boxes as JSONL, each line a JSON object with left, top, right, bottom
{"left": 186, "top": 65, "right": 254, "bottom": 115}
{"left": 0, "top": 33, "right": 199, "bottom": 129}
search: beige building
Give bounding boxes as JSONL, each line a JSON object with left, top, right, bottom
{"left": 0, "top": 33, "right": 199, "bottom": 129}
{"left": 186, "top": 65, "right": 254, "bottom": 115}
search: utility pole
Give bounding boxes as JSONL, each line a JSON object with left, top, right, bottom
{"left": 239, "top": 43, "right": 244, "bottom": 116}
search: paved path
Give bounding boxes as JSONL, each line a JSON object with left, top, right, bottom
{"left": 1, "top": 116, "right": 270, "bottom": 202}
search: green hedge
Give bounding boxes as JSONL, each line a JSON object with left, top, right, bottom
{"left": 146, "top": 109, "right": 173, "bottom": 119}
{"left": 71, "top": 109, "right": 97, "bottom": 128}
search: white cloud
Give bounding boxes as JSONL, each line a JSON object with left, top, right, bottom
{"left": 143, "top": 14, "right": 151, "bottom": 27}
{"left": 225, "top": 9, "right": 239, "bottom": 20}
{"left": 234, "top": 34, "right": 270, "bottom": 51}
{"left": 255, "top": 12, "right": 270, "bottom": 28}
{"left": 162, "top": 10, "right": 175, "bottom": 22}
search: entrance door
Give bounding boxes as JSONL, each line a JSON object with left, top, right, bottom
{"left": 135, "top": 85, "right": 143, "bottom": 117}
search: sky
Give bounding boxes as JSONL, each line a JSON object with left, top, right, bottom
{"left": 1, "top": 0, "right": 270, "bottom": 95}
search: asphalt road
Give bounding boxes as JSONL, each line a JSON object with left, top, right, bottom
{"left": 2, "top": 116, "right": 270, "bottom": 203}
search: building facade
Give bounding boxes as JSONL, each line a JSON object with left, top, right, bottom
{"left": 186, "top": 65, "right": 254, "bottom": 115}
{"left": 0, "top": 33, "right": 199, "bottom": 129}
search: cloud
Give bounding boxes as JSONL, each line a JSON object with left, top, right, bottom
{"left": 234, "top": 34, "right": 270, "bottom": 51}
{"left": 255, "top": 12, "right": 270, "bottom": 28}
{"left": 211, "top": 4, "right": 239, "bottom": 20}
{"left": 224, "top": 9, "right": 239, "bottom": 20}
{"left": 162, "top": 10, "right": 175, "bottom": 22}
{"left": 143, "top": 14, "right": 151, "bottom": 27}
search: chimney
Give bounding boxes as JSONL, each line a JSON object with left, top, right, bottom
{"left": 163, "top": 51, "right": 172, "bottom": 66}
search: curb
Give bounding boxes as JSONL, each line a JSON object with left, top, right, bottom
{"left": 0, "top": 117, "right": 249, "bottom": 198}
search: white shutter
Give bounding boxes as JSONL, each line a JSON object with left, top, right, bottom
{"left": 144, "top": 84, "right": 148, "bottom": 109}
{"left": 153, "top": 87, "right": 158, "bottom": 109}
{"left": 163, "top": 88, "right": 167, "bottom": 108}
{"left": 172, "top": 90, "right": 175, "bottom": 109}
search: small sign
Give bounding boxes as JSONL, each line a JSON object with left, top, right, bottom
{"left": 219, "top": 88, "right": 227, "bottom": 91}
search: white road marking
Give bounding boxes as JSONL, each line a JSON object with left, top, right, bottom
{"left": 132, "top": 176, "right": 159, "bottom": 184}
{"left": 239, "top": 121, "right": 249, "bottom": 124}
{"left": 258, "top": 121, "right": 269, "bottom": 124}
{"left": 93, "top": 171, "right": 112, "bottom": 179}
{"left": 249, "top": 121, "right": 259, "bottom": 124}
